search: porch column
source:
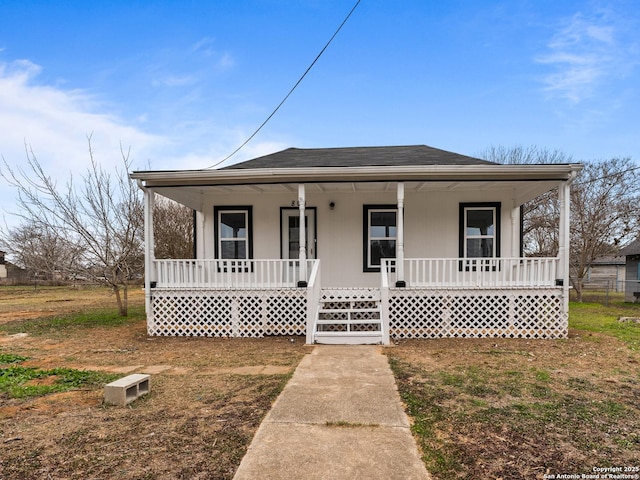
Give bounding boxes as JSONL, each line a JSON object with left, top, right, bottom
{"left": 511, "top": 204, "right": 520, "bottom": 257}
{"left": 195, "top": 211, "right": 205, "bottom": 258}
{"left": 298, "top": 184, "right": 308, "bottom": 287}
{"left": 142, "top": 185, "right": 156, "bottom": 283}
{"left": 558, "top": 179, "right": 571, "bottom": 309}
{"left": 139, "top": 183, "right": 156, "bottom": 319}
{"left": 396, "top": 182, "right": 406, "bottom": 287}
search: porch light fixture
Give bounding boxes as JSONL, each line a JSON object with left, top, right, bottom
{"left": 329, "top": 201, "right": 335, "bottom": 210}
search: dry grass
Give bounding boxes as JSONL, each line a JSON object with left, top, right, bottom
{"left": 3, "top": 286, "right": 639, "bottom": 479}
{"left": 388, "top": 302, "right": 640, "bottom": 479}
{"left": 0, "top": 286, "right": 308, "bottom": 479}
{"left": 0, "top": 285, "right": 139, "bottom": 325}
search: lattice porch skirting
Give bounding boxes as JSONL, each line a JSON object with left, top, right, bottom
{"left": 147, "top": 287, "right": 567, "bottom": 340}
{"left": 388, "top": 288, "right": 567, "bottom": 339}
{"left": 148, "top": 289, "right": 307, "bottom": 337}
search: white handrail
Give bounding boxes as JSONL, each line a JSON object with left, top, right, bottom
{"left": 384, "top": 257, "right": 559, "bottom": 288}
{"left": 306, "top": 259, "right": 322, "bottom": 344}
{"left": 307, "top": 258, "right": 321, "bottom": 288}
{"left": 381, "top": 259, "right": 392, "bottom": 289}
{"left": 154, "top": 259, "right": 318, "bottom": 289}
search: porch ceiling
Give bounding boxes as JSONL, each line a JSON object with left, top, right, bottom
{"left": 131, "top": 163, "right": 582, "bottom": 211}
{"left": 149, "top": 179, "right": 562, "bottom": 211}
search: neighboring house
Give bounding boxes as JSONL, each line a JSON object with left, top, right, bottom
{"left": 0, "top": 251, "right": 31, "bottom": 284}
{"left": 0, "top": 251, "right": 7, "bottom": 279}
{"left": 131, "top": 145, "right": 582, "bottom": 344}
{"left": 579, "top": 255, "right": 626, "bottom": 292}
{"left": 619, "top": 239, "right": 640, "bottom": 302}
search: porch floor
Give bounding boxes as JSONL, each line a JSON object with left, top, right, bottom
{"left": 233, "top": 345, "right": 430, "bottom": 479}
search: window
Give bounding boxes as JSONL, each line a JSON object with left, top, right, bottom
{"left": 364, "top": 205, "right": 397, "bottom": 272}
{"left": 459, "top": 203, "right": 501, "bottom": 269}
{"left": 214, "top": 207, "right": 253, "bottom": 260}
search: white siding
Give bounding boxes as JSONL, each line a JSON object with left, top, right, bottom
{"left": 199, "top": 188, "right": 522, "bottom": 288}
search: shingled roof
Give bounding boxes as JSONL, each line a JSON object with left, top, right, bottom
{"left": 620, "top": 239, "right": 640, "bottom": 257}
{"left": 224, "top": 145, "right": 495, "bottom": 169}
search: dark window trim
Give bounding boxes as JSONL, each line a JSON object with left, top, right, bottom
{"left": 214, "top": 206, "right": 253, "bottom": 271}
{"left": 363, "top": 204, "right": 398, "bottom": 273}
{"left": 459, "top": 202, "right": 501, "bottom": 271}
{"left": 192, "top": 209, "right": 197, "bottom": 259}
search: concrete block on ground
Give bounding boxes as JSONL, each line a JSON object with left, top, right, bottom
{"left": 104, "top": 373, "right": 151, "bottom": 406}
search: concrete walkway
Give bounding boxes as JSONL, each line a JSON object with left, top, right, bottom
{"left": 233, "top": 345, "right": 431, "bottom": 480}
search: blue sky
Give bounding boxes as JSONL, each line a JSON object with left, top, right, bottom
{"left": 1, "top": 0, "right": 639, "bottom": 225}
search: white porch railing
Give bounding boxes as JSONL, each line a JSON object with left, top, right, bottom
{"left": 383, "top": 257, "right": 560, "bottom": 289}
{"left": 154, "top": 259, "right": 318, "bottom": 289}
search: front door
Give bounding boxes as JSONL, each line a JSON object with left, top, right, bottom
{"left": 281, "top": 208, "right": 317, "bottom": 260}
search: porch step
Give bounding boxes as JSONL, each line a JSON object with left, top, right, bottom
{"left": 313, "top": 291, "right": 383, "bottom": 345}
{"left": 313, "top": 332, "right": 383, "bottom": 345}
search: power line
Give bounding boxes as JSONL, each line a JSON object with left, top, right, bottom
{"left": 578, "top": 163, "right": 640, "bottom": 185}
{"left": 206, "top": 0, "right": 362, "bottom": 169}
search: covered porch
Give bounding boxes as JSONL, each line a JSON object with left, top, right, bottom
{"left": 131, "top": 146, "right": 581, "bottom": 344}
{"left": 144, "top": 255, "right": 566, "bottom": 343}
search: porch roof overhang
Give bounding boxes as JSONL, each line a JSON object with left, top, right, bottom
{"left": 130, "top": 163, "right": 583, "bottom": 211}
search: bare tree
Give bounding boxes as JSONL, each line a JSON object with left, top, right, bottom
{"left": 569, "top": 158, "right": 640, "bottom": 300}
{"left": 1, "top": 137, "right": 143, "bottom": 315}
{"left": 153, "top": 197, "right": 194, "bottom": 259}
{"left": 3, "top": 223, "right": 84, "bottom": 282}
{"left": 480, "top": 146, "right": 640, "bottom": 301}
{"left": 478, "top": 145, "right": 572, "bottom": 256}
{"left": 479, "top": 145, "right": 571, "bottom": 166}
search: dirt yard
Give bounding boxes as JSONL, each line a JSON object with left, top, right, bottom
{"left": 0, "top": 287, "right": 309, "bottom": 479}
{"left": 388, "top": 330, "right": 640, "bottom": 479}
{"left": 1, "top": 286, "right": 639, "bottom": 479}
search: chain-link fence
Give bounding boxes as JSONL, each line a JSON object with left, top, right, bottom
{"left": 570, "top": 279, "right": 640, "bottom": 305}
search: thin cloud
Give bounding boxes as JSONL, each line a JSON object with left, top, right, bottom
{"left": 0, "top": 59, "right": 162, "bottom": 163}
{"left": 536, "top": 11, "right": 624, "bottom": 104}
{"left": 191, "top": 37, "right": 216, "bottom": 56}
{"left": 191, "top": 37, "right": 236, "bottom": 72}
{"left": 0, "top": 58, "right": 286, "bottom": 169}
{"left": 151, "top": 52, "right": 234, "bottom": 87}
{"left": 152, "top": 75, "right": 198, "bottom": 87}
{"left": 0, "top": 59, "right": 165, "bottom": 224}
{"left": 216, "top": 52, "right": 236, "bottom": 72}
{"left": 148, "top": 39, "right": 235, "bottom": 89}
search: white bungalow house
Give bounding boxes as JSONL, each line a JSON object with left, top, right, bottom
{"left": 130, "top": 145, "right": 582, "bottom": 344}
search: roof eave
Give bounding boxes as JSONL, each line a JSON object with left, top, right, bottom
{"left": 130, "top": 164, "right": 584, "bottom": 188}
